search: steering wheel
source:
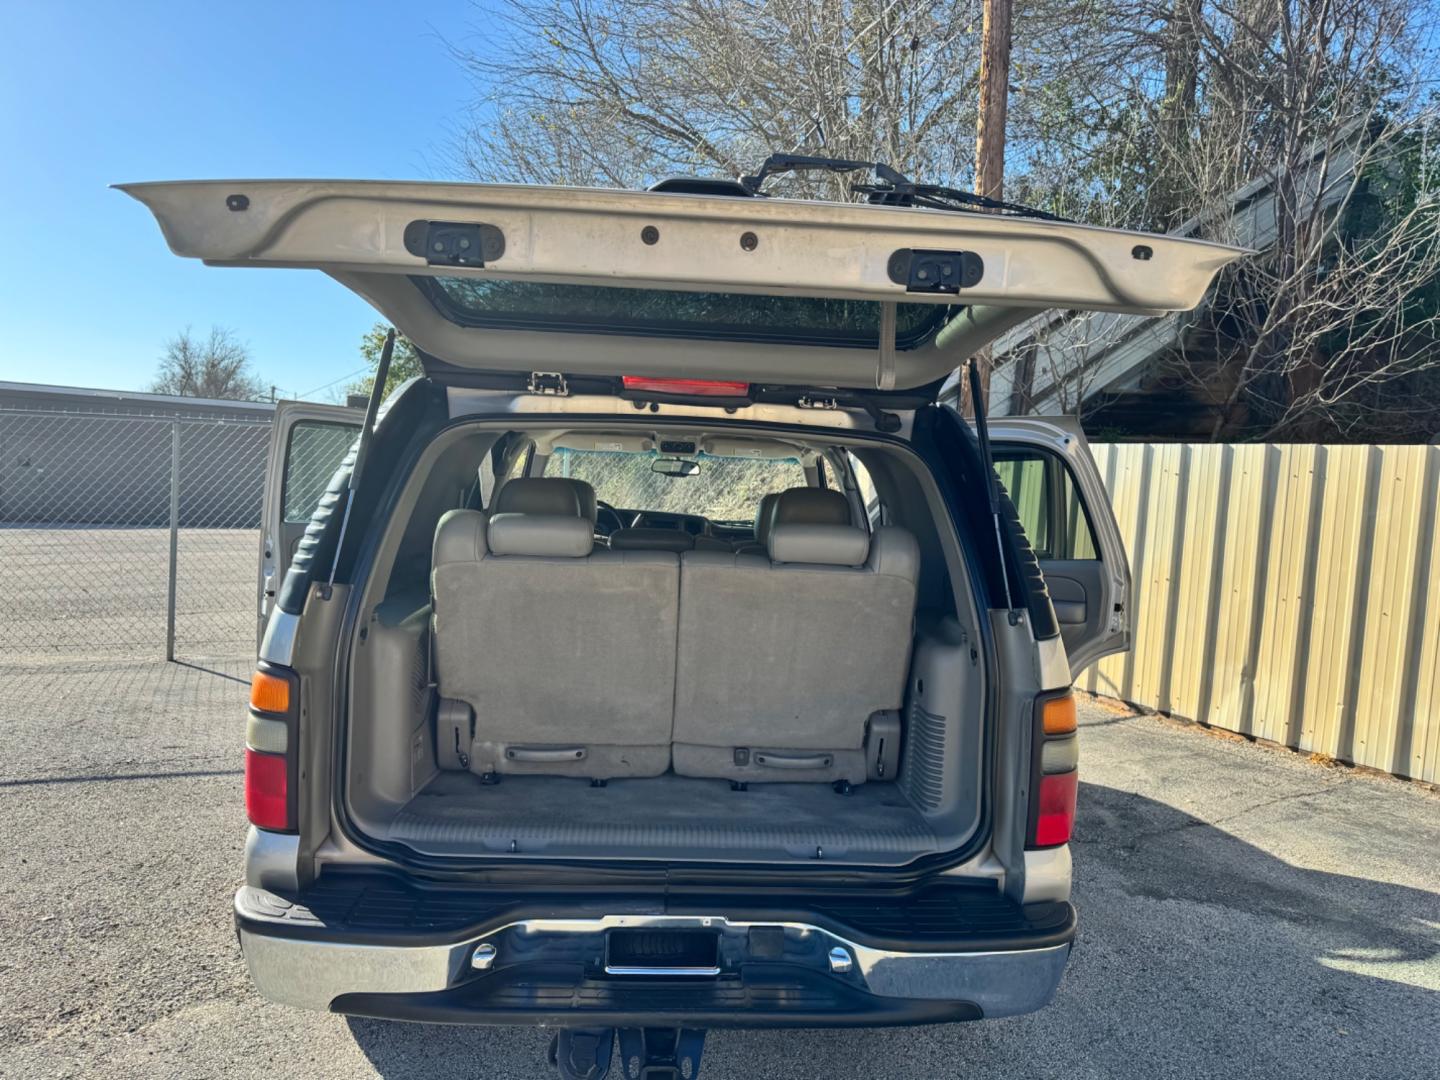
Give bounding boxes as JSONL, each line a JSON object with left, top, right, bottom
{"left": 594, "top": 499, "right": 626, "bottom": 536}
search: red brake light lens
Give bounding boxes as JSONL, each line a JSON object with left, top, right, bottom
{"left": 1032, "top": 770, "right": 1078, "bottom": 847}
{"left": 621, "top": 376, "right": 750, "bottom": 397}
{"left": 245, "top": 747, "right": 291, "bottom": 831}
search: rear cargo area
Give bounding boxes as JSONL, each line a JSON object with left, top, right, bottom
{"left": 348, "top": 595, "right": 982, "bottom": 867}
{"left": 341, "top": 426, "right": 987, "bottom": 869}
{"left": 377, "top": 772, "right": 938, "bottom": 864}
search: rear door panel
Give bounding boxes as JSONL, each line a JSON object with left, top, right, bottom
{"left": 120, "top": 180, "right": 1244, "bottom": 392}
{"left": 259, "top": 402, "right": 363, "bottom": 647}
{"left": 987, "top": 416, "right": 1130, "bottom": 677}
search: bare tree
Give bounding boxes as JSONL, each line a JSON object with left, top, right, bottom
{"left": 1154, "top": 0, "right": 1440, "bottom": 439}
{"left": 150, "top": 326, "right": 268, "bottom": 401}
{"left": 452, "top": 0, "right": 985, "bottom": 193}
{"left": 448, "top": 0, "right": 1440, "bottom": 440}
{"left": 998, "top": 0, "right": 1440, "bottom": 439}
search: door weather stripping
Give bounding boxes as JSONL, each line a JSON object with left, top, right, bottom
{"left": 322, "top": 327, "right": 394, "bottom": 600}
{"left": 967, "top": 358, "right": 1018, "bottom": 623}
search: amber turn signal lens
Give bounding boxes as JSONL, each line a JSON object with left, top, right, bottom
{"left": 1041, "top": 693, "right": 1077, "bottom": 736}
{"left": 249, "top": 671, "right": 291, "bottom": 714}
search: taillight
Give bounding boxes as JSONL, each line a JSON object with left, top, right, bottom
{"left": 249, "top": 670, "right": 291, "bottom": 714}
{"left": 246, "top": 665, "right": 298, "bottom": 832}
{"left": 245, "top": 748, "right": 290, "bottom": 830}
{"left": 1033, "top": 770, "right": 1078, "bottom": 846}
{"left": 1027, "top": 690, "right": 1078, "bottom": 849}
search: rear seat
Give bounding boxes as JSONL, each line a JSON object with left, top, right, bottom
{"left": 431, "top": 478, "right": 677, "bottom": 779}
{"left": 671, "top": 489, "right": 919, "bottom": 784}
{"left": 431, "top": 484, "right": 917, "bottom": 787}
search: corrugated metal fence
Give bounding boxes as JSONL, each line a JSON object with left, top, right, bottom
{"left": 1080, "top": 443, "right": 1440, "bottom": 785}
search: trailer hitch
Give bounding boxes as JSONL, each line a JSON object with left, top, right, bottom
{"left": 550, "top": 1028, "right": 616, "bottom": 1079}
{"left": 549, "top": 1027, "right": 707, "bottom": 1080}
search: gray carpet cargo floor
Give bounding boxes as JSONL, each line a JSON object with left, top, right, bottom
{"left": 382, "top": 771, "right": 939, "bottom": 865}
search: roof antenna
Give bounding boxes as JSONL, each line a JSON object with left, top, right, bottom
{"left": 966, "top": 358, "right": 1019, "bottom": 623}
{"left": 321, "top": 327, "right": 395, "bottom": 601}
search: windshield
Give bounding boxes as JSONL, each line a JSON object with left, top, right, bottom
{"left": 545, "top": 449, "right": 806, "bottom": 521}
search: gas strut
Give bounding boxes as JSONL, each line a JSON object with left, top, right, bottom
{"left": 966, "top": 357, "right": 1019, "bottom": 623}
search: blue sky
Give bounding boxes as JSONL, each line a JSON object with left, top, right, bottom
{"left": 0, "top": 1, "right": 494, "bottom": 399}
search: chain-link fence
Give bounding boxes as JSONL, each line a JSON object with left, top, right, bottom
{"left": 0, "top": 406, "right": 272, "bottom": 666}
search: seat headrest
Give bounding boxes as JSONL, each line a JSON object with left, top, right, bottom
{"left": 768, "top": 523, "right": 871, "bottom": 566}
{"left": 494, "top": 477, "right": 597, "bottom": 523}
{"left": 772, "top": 487, "right": 852, "bottom": 527}
{"left": 488, "top": 514, "right": 594, "bottom": 558}
{"left": 752, "top": 492, "right": 781, "bottom": 546}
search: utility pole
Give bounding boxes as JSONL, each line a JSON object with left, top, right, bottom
{"left": 975, "top": 0, "right": 1012, "bottom": 203}
{"left": 970, "top": 0, "right": 1013, "bottom": 415}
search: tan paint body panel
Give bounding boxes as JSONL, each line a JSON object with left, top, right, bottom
{"left": 989, "top": 415, "right": 1133, "bottom": 677}
{"left": 1080, "top": 442, "right": 1440, "bottom": 785}
{"left": 119, "top": 179, "right": 1243, "bottom": 390}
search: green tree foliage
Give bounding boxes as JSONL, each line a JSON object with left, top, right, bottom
{"left": 348, "top": 324, "right": 425, "bottom": 402}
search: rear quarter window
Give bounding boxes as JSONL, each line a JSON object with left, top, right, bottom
{"left": 282, "top": 422, "right": 358, "bottom": 524}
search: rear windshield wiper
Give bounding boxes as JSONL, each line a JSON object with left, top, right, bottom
{"left": 738, "top": 153, "right": 1069, "bottom": 222}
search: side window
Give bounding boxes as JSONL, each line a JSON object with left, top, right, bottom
{"left": 502, "top": 439, "right": 534, "bottom": 482}
{"left": 847, "top": 452, "right": 882, "bottom": 527}
{"left": 993, "top": 451, "right": 1098, "bottom": 561}
{"left": 477, "top": 451, "right": 497, "bottom": 508}
{"left": 480, "top": 436, "right": 531, "bottom": 506}
{"left": 1064, "top": 468, "right": 1099, "bottom": 560}
{"left": 282, "top": 422, "right": 357, "bottom": 524}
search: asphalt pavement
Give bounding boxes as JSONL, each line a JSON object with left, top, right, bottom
{"left": 1, "top": 662, "right": 1436, "bottom": 1079}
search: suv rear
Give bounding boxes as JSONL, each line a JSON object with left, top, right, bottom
{"left": 125, "top": 167, "right": 1238, "bottom": 1078}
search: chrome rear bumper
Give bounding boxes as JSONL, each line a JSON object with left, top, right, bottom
{"left": 237, "top": 888, "right": 1070, "bottom": 1023}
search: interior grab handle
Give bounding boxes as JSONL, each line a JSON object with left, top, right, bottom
{"left": 752, "top": 751, "right": 834, "bottom": 769}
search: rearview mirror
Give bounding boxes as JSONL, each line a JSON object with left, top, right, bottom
{"left": 651, "top": 456, "right": 700, "bottom": 477}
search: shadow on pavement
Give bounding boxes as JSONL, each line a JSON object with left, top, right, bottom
{"left": 345, "top": 782, "right": 1439, "bottom": 1079}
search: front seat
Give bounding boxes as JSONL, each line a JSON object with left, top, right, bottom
{"left": 734, "top": 491, "right": 781, "bottom": 554}
{"left": 431, "top": 478, "right": 679, "bottom": 779}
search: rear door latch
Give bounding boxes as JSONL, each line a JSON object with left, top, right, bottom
{"left": 404, "top": 220, "right": 506, "bottom": 267}
{"left": 527, "top": 371, "right": 570, "bottom": 396}
{"left": 887, "top": 248, "right": 984, "bottom": 294}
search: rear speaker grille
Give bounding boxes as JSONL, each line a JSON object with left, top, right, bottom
{"left": 903, "top": 700, "right": 946, "bottom": 810}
